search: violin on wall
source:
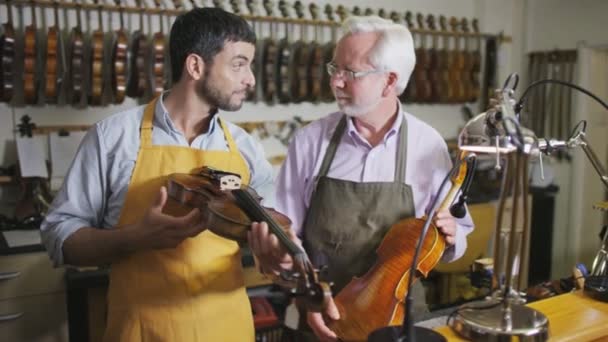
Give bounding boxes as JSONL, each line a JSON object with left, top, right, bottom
{"left": 23, "top": 0, "right": 39, "bottom": 105}
{"left": 1, "top": 0, "right": 16, "bottom": 103}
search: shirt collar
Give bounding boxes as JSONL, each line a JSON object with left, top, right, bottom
{"left": 155, "top": 91, "right": 220, "bottom": 135}
{"left": 345, "top": 101, "right": 404, "bottom": 146}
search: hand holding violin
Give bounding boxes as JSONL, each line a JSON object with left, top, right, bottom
{"left": 435, "top": 209, "right": 458, "bottom": 246}
{"left": 249, "top": 221, "right": 341, "bottom": 342}
{"left": 124, "top": 186, "right": 206, "bottom": 251}
{"left": 248, "top": 221, "right": 297, "bottom": 275}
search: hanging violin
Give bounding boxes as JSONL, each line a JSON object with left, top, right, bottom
{"left": 167, "top": 167, "right": 331, "bottom": 311}
{"left": 328, "top": 153, "right": 473, "bottom": 341}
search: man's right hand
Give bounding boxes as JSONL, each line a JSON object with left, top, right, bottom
{"left": 307, "top": 296, "right": 341, "bottom": 342}
{"left": 126, "top": 186, "right": 206, "bottom": 251}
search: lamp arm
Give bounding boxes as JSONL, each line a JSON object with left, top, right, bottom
{"left": 537, "top": 130, "right": 608, "bottom": 190}
{"left": 576, "top": 133, "right": 608, "bottom": 190}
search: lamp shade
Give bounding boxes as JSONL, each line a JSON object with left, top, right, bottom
{"left": 458, "top": 112, "right": 539, "bottom": 155}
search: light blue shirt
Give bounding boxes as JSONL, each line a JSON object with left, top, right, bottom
{"left": 41, "top": 95, "right": 275, "bottom": 266}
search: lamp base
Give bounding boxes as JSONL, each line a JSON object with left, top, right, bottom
{"left": 449, "top": 299, "right": 549, "bottom": 342}
{"left": 367, "top": 326, "right": 447, "bottom": 342}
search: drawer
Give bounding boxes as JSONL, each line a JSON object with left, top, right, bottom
{"left": 0, "top": 252, "right": 65, "bottom": 300}
{"left": 0, "top": 292, "right": 68, "bottom": 342}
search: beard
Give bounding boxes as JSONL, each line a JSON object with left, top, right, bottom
{"left": 197, "top": 74, "right": 246, "bottom": 112}
{"left": 336, "top": 91, "right": 383, "bottom": 118}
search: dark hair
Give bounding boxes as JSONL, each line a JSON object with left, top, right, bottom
{"left": 169, "top": 7, "right": 256, "bottom": 83}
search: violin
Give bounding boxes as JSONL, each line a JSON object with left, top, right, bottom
{"left": 166, "top": 167, "right": 331, "bottom": 311}
{"left": 307, "top": 3, "right": 323, "bottom": 103}
{"left": 45, "top": 0, "right": 66, "bottom": 104}
{"left": 275, "top": 0, "right": 292, "bottom": 104}
{"left": 90, "top": 0, "right": 105, "bottom": 105}
{"left": 1, "top": 0, "right": 16, "bottom": 103}
{"left": 328, "top": 153, "right": 471, "bottom": 341}
{"left": 126, "top": 0, "right": 148, "bottom": 99}
{"left": 260, "top": 0, "right": 278, "bottom": 103}
{"left": 151, "top": 0, "right": 167, "bottom": 98}
{"left": 319, "top": 4, "right": 337, "bottom": 103}
{"left": 68, "top": 0, "right": 85, "bottom": 105}
{"left": 23, "top": 0, "right": 39, "bottom": 105}
{"left": 111, "top": 0, "right": 128, "bottom": 104}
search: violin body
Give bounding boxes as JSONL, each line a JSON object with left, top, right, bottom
{"left": 166, "top": 172, "right": 291, "bottom": 244}
{"left": 329, "top": 217, "right": 445, "bottom": 341}
{"left": 329, "top": 153, "right": 471, "bottom": 341}
{"left": 166, "top": 168, "right": 332, "bottom": 312}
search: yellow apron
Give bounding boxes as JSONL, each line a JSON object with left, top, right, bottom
{"left": 103, "top": 99, "right": 255, "bottom": 342}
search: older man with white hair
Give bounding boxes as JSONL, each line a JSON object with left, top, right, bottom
{"left": 249, "top": 15, "right": 474, "bottom": 341}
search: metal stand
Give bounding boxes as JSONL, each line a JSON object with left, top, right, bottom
{"left": 450, "top": 152, "right": 549, "bottom": 341}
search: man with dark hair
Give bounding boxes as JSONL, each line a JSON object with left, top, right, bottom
{"left": 41, "top": 8, "right": 272, "bottom": 341}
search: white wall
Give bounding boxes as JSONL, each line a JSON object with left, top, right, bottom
{"left": 523, "top": 0, "right": 608, "bottom": 278}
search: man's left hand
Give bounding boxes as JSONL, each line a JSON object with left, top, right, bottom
{"left": 435, "top": 209, "right": 457, "bottom": 246}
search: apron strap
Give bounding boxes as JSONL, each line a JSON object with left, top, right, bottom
{"left": 140, "top": 98, "right": 157, "bottom": 148}
{"left": 217, "top": 117, "right": 239, "bottom": 153}
{"left": 317, "top": 115, "right": 348, "bottom": 178}
{"left": 394, "top": 114, "right": 408, "bottom": 182}
{"left": 318, "top": 113, "right": 409, "bottom": 182}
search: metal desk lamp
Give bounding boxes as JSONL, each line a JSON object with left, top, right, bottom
{"left": 450, "top": 74, "right": 550, "bottom": 341}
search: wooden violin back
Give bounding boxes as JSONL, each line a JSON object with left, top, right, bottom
{"left": 329, "top": 153, "right": 471, "bottom": 341}
{"left": 329, "top": 217, "right": 445, "bottom": 341}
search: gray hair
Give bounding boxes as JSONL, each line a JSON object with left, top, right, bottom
{"left": 339, "top": 15, "right": 416, "bottom": 95}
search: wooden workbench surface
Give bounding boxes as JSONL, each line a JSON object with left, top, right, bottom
{"left": 434, "top": 292, "right": 608, "bottom": 341}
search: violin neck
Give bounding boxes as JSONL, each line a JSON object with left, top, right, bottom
{"left": 437, "top": 183, "right": 461, "bottom": 213}
{"left": 233, "top": 189, "right": 305, "bottom": 257}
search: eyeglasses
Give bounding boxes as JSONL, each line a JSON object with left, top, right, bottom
{"left": 326, "top": 63, "right": 383, "bottom": 81}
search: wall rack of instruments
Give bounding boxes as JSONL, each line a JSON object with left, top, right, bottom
{"left": 0, "top": 0, "right": 512, "bottom": 107}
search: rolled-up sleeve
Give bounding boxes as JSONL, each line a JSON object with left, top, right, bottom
{"left": 40, "top": 126, "right": 107, "bottom": 267}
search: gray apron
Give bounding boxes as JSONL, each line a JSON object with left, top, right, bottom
{"left": 297, "top": 115, "right": 427, "bottom": 340}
